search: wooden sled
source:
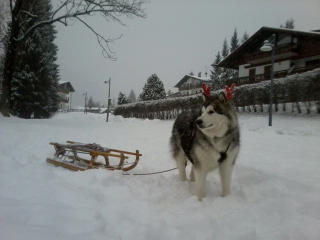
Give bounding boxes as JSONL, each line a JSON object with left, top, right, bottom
{"left": 47, "top": 141, "right": 142, "bottom": 172}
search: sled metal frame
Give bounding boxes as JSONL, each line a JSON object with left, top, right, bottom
{"left": 47, "top": 141, "right": 142, "bottom": 172}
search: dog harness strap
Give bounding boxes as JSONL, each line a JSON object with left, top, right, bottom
{"left": 218, "top": 152, "right": 227, "bottom": 163}
{"left": 218, "top": 141, "right": 232, "bottom": 164}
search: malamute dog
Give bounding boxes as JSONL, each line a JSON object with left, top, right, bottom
{"left": 170, "top": 88, "right": 240, "bottom": 201}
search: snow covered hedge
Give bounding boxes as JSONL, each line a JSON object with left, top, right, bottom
{"left": 114, "top": 68, "right": 320, "bottom": 119}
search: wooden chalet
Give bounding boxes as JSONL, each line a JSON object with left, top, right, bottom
{"left": 216, "top": 26, "right": 320, "bottom": 85}
{"left": 58, "top": 81, "right": 75, "bottom": 111}
{"left": 174, "top": 74, "right": 212, "bottom": 97}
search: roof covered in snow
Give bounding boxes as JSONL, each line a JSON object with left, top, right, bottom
{"left": 216, "top": 26, "right": 320, "bottom": 69}
{"left": 58, "top": 81, "right": 75, "bottom": 92}
{"left": 174, "top": 74, "right": 211, "bottom": 88}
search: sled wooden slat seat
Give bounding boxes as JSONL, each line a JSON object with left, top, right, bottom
{"left": 47, "top": 141, "right": 142, "bottom": 172}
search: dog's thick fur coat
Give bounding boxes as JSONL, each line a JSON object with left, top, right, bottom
{"left": 170, "top": 92, "right": 240, "bottom": 200}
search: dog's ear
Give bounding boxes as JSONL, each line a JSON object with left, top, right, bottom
{"left": 201, "top": 84, "right": 210, "bottom": 102}
{"left": 218, "top": 92, "right": 227, "bottom": 103}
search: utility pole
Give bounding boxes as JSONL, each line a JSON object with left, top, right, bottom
{"left": 83, "top": 92, "right": 87, "bottom": 114}
{"left": 104, "top": 78, "right": 111, "bottom": 122}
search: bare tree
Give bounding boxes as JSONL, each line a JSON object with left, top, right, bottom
{"left": 9, "top": 0, "right": 146, "bottom": 59}
{"left": 0, "top": 0, "right": 146, "bottom": 116}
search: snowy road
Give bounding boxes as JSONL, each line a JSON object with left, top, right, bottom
{"left": 1, "top": 112, "right": 320, "bottom": 240}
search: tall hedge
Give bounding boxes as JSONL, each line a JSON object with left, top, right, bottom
{"left": 114, "top": 68, "right": 320, "bottom": 119}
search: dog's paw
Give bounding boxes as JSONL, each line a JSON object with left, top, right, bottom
{"left": 189, "top": 174, "right": 195, "bottom": 182}
{"left": 221, "top": 191, "right": 230, "bottom": 197}
{"left": 196, "top": 191, "right": 206, "bottom": 201}
{"left": 179, "top": 176, "right": 187, "bottom": 181}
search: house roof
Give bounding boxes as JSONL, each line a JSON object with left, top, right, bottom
{"left": 174, "top": 74, "right": 211, "bottom": 88}
{"left": 216, "top": 26, "right": 320, "bottom": 69}
{"left": 58, "top": 81, "right": 75, "bottom": 92}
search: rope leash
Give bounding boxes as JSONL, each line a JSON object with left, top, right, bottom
{"left": 122, "top": 167, "right": 177, "bottom": 176}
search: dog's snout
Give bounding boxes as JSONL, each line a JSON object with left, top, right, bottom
{"left": 195, "top": 119, "right": 203, "bottom": 125}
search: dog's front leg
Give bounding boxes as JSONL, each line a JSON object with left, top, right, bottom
{"left": 219, "top": 159, "right": 234, "bottom": 197}
{"left": 190, "top": 165, "right": 195, "bottom": 181}
{"left": 194, "top": 167, "right": 207, "bottom": 201}
{"left": 219, "top": 146, "right": 239, "bottom": 197}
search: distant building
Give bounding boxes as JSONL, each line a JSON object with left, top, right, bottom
{"left": 216, "top": 26, "right": 320, "bottom": 85}
{"left": 58, "top": 81, "right": 75, "bottom": 111}
{"left": 173, "top": 74, "right": 212, "bottom": 97}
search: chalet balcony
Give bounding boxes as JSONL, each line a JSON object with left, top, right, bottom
{"left": 59, "top": 95, "right": 69, "bottom": 103}
{"left": 178, "top": 85, "right": 203, "bottom": 91}
{"left": 227, "top": 64, "right": 320, "bottom": 86}
{"left": 245, "top": 44, "right": 299, "bottom": 66}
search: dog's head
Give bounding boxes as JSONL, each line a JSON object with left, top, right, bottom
{"left": 195, "top": 92, "right": 233, "bottom": 137}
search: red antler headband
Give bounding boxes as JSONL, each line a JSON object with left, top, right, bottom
{"left": 224, "top": 83, "right": 236, "bottom": 100}
{"left": 202, "top": 83, "right": 211, "bottom": 97}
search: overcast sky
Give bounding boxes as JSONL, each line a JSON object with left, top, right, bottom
{"left": 54, "top": 0, "right": 320, "bottom": 107}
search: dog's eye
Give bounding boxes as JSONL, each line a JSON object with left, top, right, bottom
{"left": 208, "top": 110, "right": 214, "bottom": 114}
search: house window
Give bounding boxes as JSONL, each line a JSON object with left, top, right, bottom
{"left": 264, "top": 65, "right": 271, "bottom": 80}
{"left": 249, "top": 68, "right": 256, "bottom": 82}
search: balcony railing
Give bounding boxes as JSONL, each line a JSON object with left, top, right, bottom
{"left": 59, "top": 96, "right": 69, "bottom": 103}
{"left": 245, "top": 44, "right": 298, "bottom": 63}
{"left": 227, "top": 64, "right": 320, "bottom": 86}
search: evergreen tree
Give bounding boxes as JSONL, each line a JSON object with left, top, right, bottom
{"left": 230, "top": 29, "right": 240, "bottom": 79}
{"left": 139, "top": 74, "right": 166, "bottom": 101}
{"left": 280, "top": 18, "right": 294, "bottom": 29}
{"left": 210, "top": 51, "right": 223, "bottom": 90}
{"left": 221, "top": 38, "right": 229, "bottom": 59}
{"left": 128, "top": 89, "right": 136, "bottom": 103}
{"left": 230, "top": 29, "right": 239, "bottom": 53}
{"left": 117, "top": 92, "right": 129, "bottom": 105}
{"left": 0, "top": 0, "right": 10, "bottom": 55}
{"left": 88, "top": 96, "right": 94, "bottom": 109}
{"left": 0, "top": 55, "right": 4, "bottom": 89}
{"left": 1, "top": 0, "right": 145, "bottom": 117}
{"left": 241, "top": 31, "right": 249, "bottom": 43}
{"left": 8, "top": 0, "right": 59, "bottom": 118}
{"left": 220, "top": 38, "right": 232, "bottom": 86}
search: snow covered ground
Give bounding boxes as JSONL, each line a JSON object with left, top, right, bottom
{"left": 1, "top": 112, "right": 320, "bottom": 240}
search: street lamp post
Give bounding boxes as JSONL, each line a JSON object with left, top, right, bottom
{"left": 69, "top": 92, "right": 72, "bottom": 112}
{"left": 104, "top": 78, "right": 111, "bottom": 122}
{"left": 260, "top": 34, "right": 276, "bottom": 127}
